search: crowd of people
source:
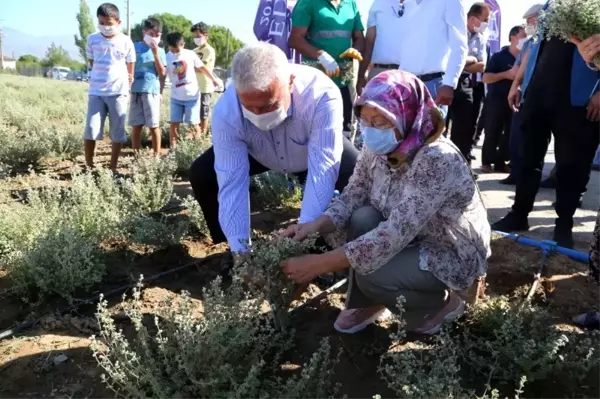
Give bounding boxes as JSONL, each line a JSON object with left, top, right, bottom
{"left": 82, "top": 1, "right": 599, "bottom": 334}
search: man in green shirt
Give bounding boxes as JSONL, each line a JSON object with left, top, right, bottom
{"left": 290, "top": 0, "right": 365, "bottom": 138}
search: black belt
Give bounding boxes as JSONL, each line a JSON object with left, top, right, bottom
{"left": 417, "top": 72, "right": 444, "bottom": 82}
{"left": 373, "top": 63, "right": 399, "bottom": 69}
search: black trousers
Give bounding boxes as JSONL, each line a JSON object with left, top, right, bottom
{"left": 472, "top": 82, "right": 486, "bottom": 148}
{"left": 512, "top": 100, "right": 599, "bottom": 226}
{"left": 449, "top": 74, "right": 476, "bottom": 160}
{"left": 481, "top": 97, "right": 513, "bottom": 166}
{"left": 340, "top": 85, "right": 353, "bottom": 133}
{"left": 189, "top": 136, "right": 360, "bottom": 244}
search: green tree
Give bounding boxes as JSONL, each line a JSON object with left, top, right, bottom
{"left": 17, "top": 54, "right": 40, "bottom": 64}
{"left": 208, "top": 25, "right": 244, "bottom": 68}
{"left": 41, "top": 43, "right": 74, "bottom": 68}
{"left": 74, "top": 0, "right": 95, "bottom": 62}
{"left": 131, "top": 13, "right": 194, "bottom": 49}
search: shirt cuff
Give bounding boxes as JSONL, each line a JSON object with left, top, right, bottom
{"left": 323, "top": 206, "right": 348, "bottom": 230}
{"left": 228, "top": 235, "right": 250, "bottom": 254}
{"left": 442, "top": 74, "right": 459, "bottom": 89}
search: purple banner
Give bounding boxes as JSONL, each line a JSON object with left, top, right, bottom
{"left": 253, "top": 0, "right": 300, "bottom": 62}
{"left": 485, "top": 0, "right": 502, "bottom": 55}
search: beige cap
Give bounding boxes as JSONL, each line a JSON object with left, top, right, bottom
{"left": 523, "top": 3, "right": 545, "bottom": 19}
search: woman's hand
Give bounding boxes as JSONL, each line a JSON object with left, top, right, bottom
{"left": 278, "top": 221, "right": 320, "bottom": 242}
{"left": 280, "top": 254, "right": 325, "bottom": 284}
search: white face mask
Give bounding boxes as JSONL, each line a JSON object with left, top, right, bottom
{"left": 525, "top": 24, "right": 537, "bottom": 36}
{"left": 143, "top": 34, "right": 160, "bottom": 46}
{"left": 242, "top": 105, "right": 287, "bottom": 131}
{"left": 193, "top": 37, "right": 206, "bottom": 47}
{"left": 516, "top": 37, "right": 527, "bottom": 51}
{"left": 98, "top": 24, "right": 119, "bottom": 36}
{"left": 474, "top": 21, "right": 489, "bottom": 34}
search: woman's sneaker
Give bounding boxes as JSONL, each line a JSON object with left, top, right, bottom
{"left": 411, "top": 292, "right": 465, "bottom": 335}
{"left": 334, "top": 306, "right": 390, "bottom": 334}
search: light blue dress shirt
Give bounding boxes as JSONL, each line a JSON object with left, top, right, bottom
{"left": 211, "top": 64, "right": 344, "bottom": 252}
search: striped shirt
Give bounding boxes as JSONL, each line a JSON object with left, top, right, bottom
{"left": 86, "top": 32, "right": 135, "bottom": 96}
{"left": 212, "top": 64, "right": 344, "bottom": 252}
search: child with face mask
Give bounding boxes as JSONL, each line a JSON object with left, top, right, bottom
{"left": 191, "top": 22, "right": 217, "bottom": 135}
{"left": 165, "top": 32, "right": 223, "bottom": 147}
{"left": 129, "top": 17, "right": 167, "bottom": 156}
{"left": 84, "top": 2, "right": 136, "bottom": 173}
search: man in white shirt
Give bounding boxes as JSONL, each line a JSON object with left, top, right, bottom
{"left": 189, "top": 42, "right": 359, "bottom": 256}
{"left": 357, "top": 0, "right": 469, "bottom": 117}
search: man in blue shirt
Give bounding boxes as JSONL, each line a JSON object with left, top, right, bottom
{"left": 129, "top": 17, "right": 167, "bottom": 155}
{"left": 189, "top": 43, "right": 359, "bottom": 255}
{"left": 492, "top": 11, "right": 600, "bottom": 248}
{"left": 480, "top": 26, "right": 526, "bottom": 173}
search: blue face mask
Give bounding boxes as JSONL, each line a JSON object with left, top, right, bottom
{"left": 361, "top": 125, "right": 402, "bottom": 154}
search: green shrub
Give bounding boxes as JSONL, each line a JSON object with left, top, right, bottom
{"left": 167, "top": 136, "right": 211, "bottom": 175}
{"left": 180, "top": 194, "right": 210, "bottom": 237}
{"left": 250, "top": 172, "right": 302, "bottom": 210}
{"left": 235, "top": 234, "right": 320, "bottom": 329}
{"left": 91, "top": 277, "right": 340, "bottom": 398}
{"left": 121, "top": 154, "right": 177, "bottom": 213}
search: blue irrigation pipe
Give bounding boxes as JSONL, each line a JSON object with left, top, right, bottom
{"left": 492, "top": 230, "right": 589, "bottom": 264}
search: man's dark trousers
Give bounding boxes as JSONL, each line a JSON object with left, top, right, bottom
{"left": 189, "top": 136, "right": 359, "bottom": 244}
{"left": 449, "top": 74, "right": 476, "bottom": 159}
{"left": 512, "top": 99, "right": 599, "bottom": 228}
{"left": 481, "top": 98, "right": 512, "bottom": 167}
{"left": 506, "top": 105, "right": 524, "bottom": 181}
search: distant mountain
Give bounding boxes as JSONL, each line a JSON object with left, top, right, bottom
{"left": 2, "top": 27, "right": 82, "bottom": 61}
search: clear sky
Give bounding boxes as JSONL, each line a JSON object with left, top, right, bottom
{"left": 1, "top": 0, "right": 541, "bottom": 46}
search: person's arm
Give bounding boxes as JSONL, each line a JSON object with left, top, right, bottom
{"left": 193, "top": 54, "right": 221, "bottom": 87}
{"left": 442, "top": 0, "right": 469, "bottom": 88}
{"left": 151, "top": 47, "right": 166, "bottom": 78}
{"left": 159, "top": 50, "right": 167, "bottom": 94}
{"left": 464, "top": 33, "right": 486, "bottom": 73}
{"left": 351, "top": 4, "right": 365, "bottom": 54}
{"left": 482, "top": 54, "right": 506, "bottom": 84}
{"left": 358, "top": 26, "right": 376, "bottom": 83}
{"left": 125, "top": 38, "right": 136, "bottom": 87}
{"left": 343, "top": 147, "right": 461, "bottom": 276}
{"left": 507, "top": 50, "right": 531, "bottom": 111}
{"left": 298, "top": 90, "right": 344, "bottom": 224}
{"left": 212, "top": 112, "right": 252, "bottom": 253}
{"left": 86, "top": 36, "right": 94, "bottom": 69}
{"left": 288, "top": 0, "right": 321, "bottom": 59}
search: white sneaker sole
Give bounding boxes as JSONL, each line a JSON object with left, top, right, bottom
{"left": 417, "top": 299, "right": 466, "bottom": 336}
{"left": 334, "top": 309, "right": 391, "bottom": 334}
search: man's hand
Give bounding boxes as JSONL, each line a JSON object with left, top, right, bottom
{"left": 435, "top": 85, "right": 454, "bottom": 106}
{"left": 278, "top": 221, "right": 319, "bottom": 242}
{"left": 318, "top": 52, "right": 340, "bottom": 77}
{"left": 587, "top": 91, "right": 600, "bottom": 122}
{"left": 148, "top": 39, "right": 159, "bottom": 53}
{"left": 213, "top": 77, "right": 224, "bottom": 91}
{"left": 340, "top": 48, "right": 363, "bottom": 62}
{"left": 508, "top": 84, "right": 521, "bottom": 112}
{"left": 280, "top": 254, "right": 326, "bottom": 284}
{"left": 571, "top": 34, "right": 600, "bottom": 67}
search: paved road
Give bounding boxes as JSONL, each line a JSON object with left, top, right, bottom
{"left": 473, "top": 139, "right": 599, "bottom": 251}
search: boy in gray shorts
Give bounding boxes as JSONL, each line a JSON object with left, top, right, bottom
{"left": 85, "top": 3, "right": 135, "bottom": 171}
{"left": 130, "top": 17, "right": 167, "bottom": 155}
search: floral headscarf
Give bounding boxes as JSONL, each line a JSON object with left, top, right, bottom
{"left": 354, "top": 70, "right": 444, "bottom": 167}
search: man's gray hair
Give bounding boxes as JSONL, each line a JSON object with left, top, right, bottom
{"left": 231, "top": 42, "right": 291, "bottom": 93}
{"left": 523, "top": 3, "right": 545, "bottom": 19}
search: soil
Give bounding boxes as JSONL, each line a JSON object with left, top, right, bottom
{"left": 1, "top": 144, "right": 599, "bottom": 398}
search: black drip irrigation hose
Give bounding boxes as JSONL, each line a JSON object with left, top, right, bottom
{"left": 0, "top": 255, "right": 349, "bottom": 342}
{"left": 0, "top": 254, "right": 221, "bottom": 341}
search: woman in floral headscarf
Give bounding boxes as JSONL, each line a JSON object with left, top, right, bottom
{"left": 279, "top": 70, "right": 491, "bottom": 335}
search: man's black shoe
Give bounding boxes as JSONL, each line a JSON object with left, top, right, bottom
{"left": 539, "top": 177, "right": 557, "bottom": 189}
{"left": 553, "top": 226, "right": 574, "bottom": 249}
{"left": 491, "top": 212, "right": 529, "bottom": 232}
{"left": 499, "top": 176, "right": 517, "bottom": 185}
